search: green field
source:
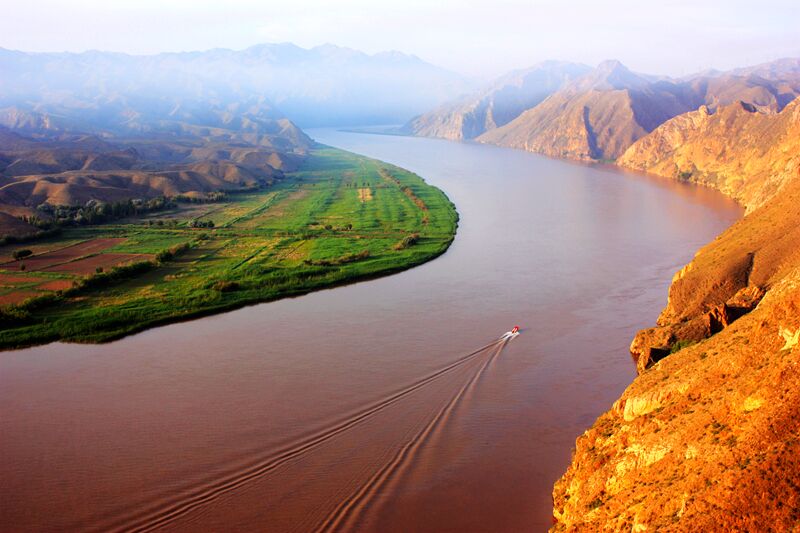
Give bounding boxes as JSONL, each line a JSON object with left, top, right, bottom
{"left": 0, "top": 147, "right": 458, "bottom": 349}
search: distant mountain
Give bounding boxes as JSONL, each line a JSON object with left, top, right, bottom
{"left": 402, "top": 61, "right": 590, "bottom": 140}
{"left": 0, "top": 44, "right": 472, "bottom": 127}
{"left": 619, "top": 99, "right": 800, "bottom": 212}
{"left": 476, "top": 58, "right": 800, "bottom": 161}
{"left": 730, "top": 57, "right": 800, "bottom": 81}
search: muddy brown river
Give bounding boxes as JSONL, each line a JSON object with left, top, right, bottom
{"left": 0, "top": 131, "right": 741, "bottom": 532}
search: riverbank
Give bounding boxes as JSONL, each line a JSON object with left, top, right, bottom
{"left": 0, "top": 147, "right": 458, "bottom": 349}
{"left": 550, "top": 104, "right": 800, "bottom": 529}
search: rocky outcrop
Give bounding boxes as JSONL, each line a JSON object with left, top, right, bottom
{"left": 553, "top": 264, "right": 800, "bottom": 531}
{"left": 618, "top": 98, "right": 800, "bottom": 213}
{"left": 627, "top": 147, "right": 800, "bottom": 372}
{"left": 552, "top": 160, "right": 800, "bottom": 531}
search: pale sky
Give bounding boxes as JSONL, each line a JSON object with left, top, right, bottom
{"left": 4, "top": 0, "right": 799, "bottom": 79}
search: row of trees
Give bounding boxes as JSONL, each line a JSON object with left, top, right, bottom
{"left": 29, "top": 197, "right": 177, "bottom": 228}
{"left": 188, "top": 219, "right": 215, "bottom": 228}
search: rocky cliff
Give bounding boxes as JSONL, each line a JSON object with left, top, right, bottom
{"left": 618, "top": 98, "right": 800, "bottom": 213}
{"left": 552, "top": 93, "right": 800, "bottom": 530}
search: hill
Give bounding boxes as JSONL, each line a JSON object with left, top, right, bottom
{"left": 618, "top": 98, "right": 800, "bottom": 212}
{"left": 0, "top": 129, "right": 308, "bottom": 222}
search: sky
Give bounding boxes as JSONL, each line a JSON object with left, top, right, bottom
{"left": 4, "top": 0, "right": 799, "bottom": 79}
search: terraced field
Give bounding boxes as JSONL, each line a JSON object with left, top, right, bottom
{"left": 0, "top": 147, "right": 458, "bottom": 348}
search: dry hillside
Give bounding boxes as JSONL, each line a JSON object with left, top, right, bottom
{"left": 0, "top": 130, "right": 309, "bottom": 219}
{"left": 552, "top": 177, "right": 800, "bottom": 530}
{"left": 552, "top": 78, "right": 800, "bottom": 530}
{"left": 619, "top": 99, "right": 800, "bottom": 212}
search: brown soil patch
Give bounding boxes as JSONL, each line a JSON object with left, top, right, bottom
{"left": 36, "top": 279, "right": 75, "bottom": 291}
{"left": 0, "top": 274, "right": 40, "bottom": 285}
{"left": 0, "top": 238, "right": 126, "bottom": 272}
{"left": 0, "top": 290, "right": 39, "bottom": 306}
{"left": 357, "top": 188, "right": 373, "bottom": 202}
{"left": 43, "top": 253, "right": 153, "bottom": 275}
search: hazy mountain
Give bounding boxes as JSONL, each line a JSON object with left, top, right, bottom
{"left": 0, "top": 43, "right": 472, "bottom": 127}
{"left": 730, "top": 57, "right": 800, "bottom": 81}
{"left": 402, "top": 61, "right": 590, "bottom": 140}
{"left": 476, "top": 58, "right": 800, "bottom": 160}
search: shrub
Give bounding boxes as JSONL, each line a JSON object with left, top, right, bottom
{"left": 212, "top": 280, "right": 240, "bottom": 292}
{"left": 0, "top": 293, "right": 64, "bottom": 325}
{"left": 156, "top": 242, "right": 191, "bottom": 263}
{"left": 670, "top": 339, "right": 698, "bottom": 354}
{"left": 303, "top": 250, "right": 370, "bottom": 267}
{"left": 393, "top": 233, "right": 420, "bottom": 250}
{"left": 0, "top": 227, "right": 62, "bottom": 246}
{"left": 67, "top": 261, "right": 155, "bottom": 294}
{"left": 188, "top": 219, "right": 215, "bottom": 228}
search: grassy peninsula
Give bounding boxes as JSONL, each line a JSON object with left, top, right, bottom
{"left": 0, "top": 147, "right": 458, "bottom": 349}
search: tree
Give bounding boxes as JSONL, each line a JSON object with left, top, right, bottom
{"left": 12, "top": 249, "right": 32, "bottom": 261}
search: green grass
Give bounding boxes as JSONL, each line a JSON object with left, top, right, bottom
{"left": 0, "top": 147, "right": 458, "bottom": 349}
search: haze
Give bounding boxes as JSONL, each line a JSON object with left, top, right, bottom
{"left": 5, "top": 0, "right": 799, "bottom": 78}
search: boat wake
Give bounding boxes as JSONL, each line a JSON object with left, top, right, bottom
{"left": 91, "top": 335, "right": 515, "bottom": 532}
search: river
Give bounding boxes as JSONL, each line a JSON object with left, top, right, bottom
{"left": 0, "top": 131, "right": 741, "bottom": 532}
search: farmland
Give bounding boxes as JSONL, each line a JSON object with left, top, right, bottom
{"left": 0, "top": 147, "right": 458, "bottom": 349}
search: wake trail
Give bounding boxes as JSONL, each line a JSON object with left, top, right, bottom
{"left": 314, "top": 339, "right": 510, "bottom": 533}
{"left": 98, "top": 339, "right": 504, "bottom": 533}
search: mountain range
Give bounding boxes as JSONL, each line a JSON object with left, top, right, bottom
{"left": 407, "top": 57, "right": 800, "bottom": 161}
{"left": 0, "top": 43, "right": 472, "bottom": 128}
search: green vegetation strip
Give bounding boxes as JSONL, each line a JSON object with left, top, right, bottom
{"left": 0, "top": 147, "right": 458, "bottom": 349}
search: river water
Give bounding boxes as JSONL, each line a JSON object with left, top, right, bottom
{"left": 0, "top": 131, "right": 741, "bottom": 532}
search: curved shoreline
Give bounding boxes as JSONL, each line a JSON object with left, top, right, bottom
{"left": 0, "top": 147, "right": 459, "bottom": 350}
